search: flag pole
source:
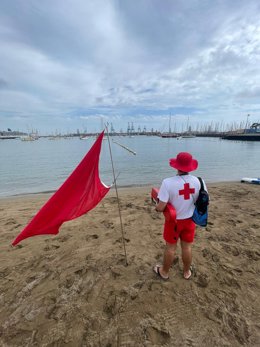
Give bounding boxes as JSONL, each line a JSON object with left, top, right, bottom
{"left": 112, "top": 139, "right": 136, "bottom": 155}
{"left": 105, "top": 125, "right": 128, "bottom": 266}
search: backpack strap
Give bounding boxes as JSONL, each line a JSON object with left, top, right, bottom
{"left": 197, "top": 177, "right": 204, "bottom": 191}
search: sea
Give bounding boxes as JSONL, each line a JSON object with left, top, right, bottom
{"left": 0, "top": 136, "right": 260, "bottom": 197}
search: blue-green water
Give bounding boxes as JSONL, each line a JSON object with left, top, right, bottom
{"left": 0, "top": 136, "right": 259, "bottom": 197}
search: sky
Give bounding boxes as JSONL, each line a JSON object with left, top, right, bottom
{"left": 0, "top": 0, "right": 260, "bottom": 134}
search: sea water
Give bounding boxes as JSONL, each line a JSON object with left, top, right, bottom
{"left": 0, "top": 136, "right": 260, "bottom": 197}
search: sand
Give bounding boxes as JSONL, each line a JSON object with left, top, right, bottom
{"left": 0, "top": 182, "right": 260, "bottom": 347}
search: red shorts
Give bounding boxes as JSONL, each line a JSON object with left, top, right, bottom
{"left": 163, "top": 218, "right": 195, "bottom": 244}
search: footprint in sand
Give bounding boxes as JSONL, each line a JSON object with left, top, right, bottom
{"left": 0, "top": 267, "right": 11, "bottom": 278}
{"left": 145, "top": 326, "right": 171, "bottom": 345}
{"left": 244, "top": 249, "right": 260, "bottom": 261}
{"left": 202, "top": 248, "right": 220, "bottom": 263}
{"left": 250, "top": 212, "right": 260, "bottom": 217}
{"left": 231, "top": 247, "right": 240, "bottom": 256}
{"left": 101, "top": 220, "right": 115, "bottom": 229}
{"left": 116, "top": 331, "right": 137, "bottom": 347}
{"left": 250, "top": 223, "right": 260, "bottom": 229}
{"left": 85, "top": 234, "right": 99, "bottom": 241}
{"left": 55, "top": 234, "right": 72, "bottom": 242}
{"left": 12, "top": 223, "right": 22, "bottom": 230}
{"left": 195, "top": 273, "right": 209, "bottom": 288}
{"left": 74, "top": 268, "right": 85, "bottom": 276}
{"left": 116, "top": 256, "right": 129, "bottom": 266}
{"left": 108, "top": 197, "right": 118, "bottom": 204}
{"left": 109, "top": 264, "right": 124, "bottom": 279}
{"left": 44, "top": 244, "right": 60, "bottom": 251}
{"left": 103, "top": 292, "right": 125, "bottom": 318}
{"left": 141, "top": 318, "right": 170, "bottom": 346}
{"left": 151, "top": 214, "right": 161, "bottom": 220}
{"left": 223, "top": 311, "right": 250, "bottom": 344}
{"left": 4, "top": 218, "right": 17, "bottom": 225}
{"left": 212, "top": 253, "right": 220, "bottom": 263}
{"left": 114, "top": 237, "right": 130, "bottom": 244}
{"left": 133, "top": 280, "right": 145, "bottom": 290}
{"left": 236, "top": 219, "right": 243, "bottom": 223}
{"left": 202, "top": 248, "right": 210, "bottom": 258}
{"left": 185, "top": 338, "right": 196, "bottom": 347}
{"left": 227, "top": 219, "right": 237, "bottom": 227}
{"left": 218, "top": 274, "right": 241, "bottom": 289}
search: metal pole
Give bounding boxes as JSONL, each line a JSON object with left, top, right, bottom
{"left": 105, "top": 125, "right": 128, "bottom": 266}
{"left": 112, "top": 139, "right": 136, "bottom": 155}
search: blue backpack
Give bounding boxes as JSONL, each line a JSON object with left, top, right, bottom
{"left": 192, "top": 177, "right": 209, "bottom": 227}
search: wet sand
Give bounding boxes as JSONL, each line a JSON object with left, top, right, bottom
{"left": 0, "top": 182, "right": 260, "bottom": 346}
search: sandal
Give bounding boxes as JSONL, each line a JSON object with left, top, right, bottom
{"left": 184, "top": 266, "right": 193, "bottom": 280}
{"left": 153, "top": 265, "right": 169, "bottom": 281}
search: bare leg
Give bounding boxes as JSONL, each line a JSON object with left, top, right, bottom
{"left": 159, "top": 242, "right": 177, "bottom": 278}
{"left": 181, "top": 241, "right": 192, "bottom": 279}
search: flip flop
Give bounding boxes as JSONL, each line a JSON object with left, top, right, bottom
{"left": 153, "top": 265, "right": 169, "bottom": 281}
{"left": 184, "top": 266, "right": 193, "bottom": 280}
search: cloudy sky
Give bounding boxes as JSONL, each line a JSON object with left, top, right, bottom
{"left": 0, "top": 0, "right": 260, "bottom": 134}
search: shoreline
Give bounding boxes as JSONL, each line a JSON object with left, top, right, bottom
{"left": 0, "top": 179, "right": 250, "bottom": 200}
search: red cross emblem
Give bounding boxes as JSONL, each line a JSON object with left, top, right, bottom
{"left": 179, "top": 183, "right": 195, "bottom": 200}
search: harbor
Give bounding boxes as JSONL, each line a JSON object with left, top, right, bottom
{"left": 1, "top": 118, "right": 260, "bottom": 141}
{"left": 0, "top": 134, "right": 259, "bottom": 197}
{"left": 1, "top": 124, "right": 260, "bottom": 141}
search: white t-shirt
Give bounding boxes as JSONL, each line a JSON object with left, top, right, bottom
{"left": 158, "top": 175, "right": 207, "bottom": 220}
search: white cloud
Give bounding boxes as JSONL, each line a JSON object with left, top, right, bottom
{"left": 0, "top": 0, "right": 259, "bottom": 133}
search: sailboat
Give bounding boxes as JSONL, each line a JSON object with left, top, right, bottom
{"left": 20, "top": 135, "right": 36, "bottom": 141}
{"left": 161, "top": 115, "right": 177, "bottom": 138}
{"left": 182, "top": 116, "right": 196, "bottom": 138}
{"left": 20, "top": 130, "right": 38, "bottom": 141}
{"left": 80, "top": 135, "right": 89, "bottom": 140}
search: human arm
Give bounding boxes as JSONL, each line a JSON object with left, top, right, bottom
{"left": 155, "top": 200, "right": 167, "bottom": 212}
{"left": 156, "top": 180, "right": 169, "bottom": 212}
{"left": 151, "top": 185, "right": 176, "bottom": 221}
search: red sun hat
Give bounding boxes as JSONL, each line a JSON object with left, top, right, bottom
{"left": 169, "top": 152, "right": 198, "bottom": 172}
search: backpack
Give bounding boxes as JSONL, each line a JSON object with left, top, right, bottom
{"left": 192, "top": 177, "right": 209, "bottom": 227}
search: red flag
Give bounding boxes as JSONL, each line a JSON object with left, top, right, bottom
{"left": 12, "top": 131, "right": 110, "bottom": 246}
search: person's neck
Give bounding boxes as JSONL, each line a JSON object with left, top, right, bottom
{"left": 177, "top": 171, "right": 189, "bottom": 176}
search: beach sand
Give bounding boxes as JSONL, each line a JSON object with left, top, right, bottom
{"left": 0, "top": 182, "right": 260, "bottom": 346}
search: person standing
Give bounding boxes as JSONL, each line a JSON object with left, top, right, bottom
{"left": 153, "top": 152, "right": 208, "bottom": 280}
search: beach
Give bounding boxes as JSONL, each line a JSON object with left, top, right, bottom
{"left": 0, "top": 182, "right": 260, "bottom": 347}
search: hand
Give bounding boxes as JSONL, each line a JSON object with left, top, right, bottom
{"left": 155, "top": 201, "right": 167, "bottom": 212}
